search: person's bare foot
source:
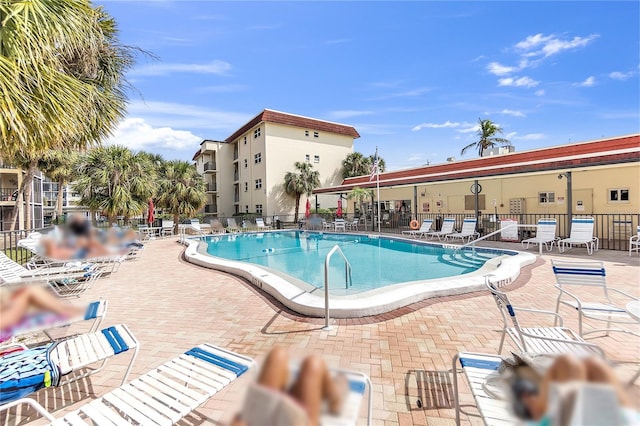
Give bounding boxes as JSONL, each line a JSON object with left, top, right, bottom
{"left": 328, "top": 374, "right": 349, "bottom": 416}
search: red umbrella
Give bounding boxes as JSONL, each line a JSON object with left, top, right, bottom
{"left": 336, "top": 199, "right": 343, "bottom": 218}
{"left": 305, "top": 199, "right": 311, "bottom": 218}
{"left": 147, "top": 198, "right": 155, "bottom": 225}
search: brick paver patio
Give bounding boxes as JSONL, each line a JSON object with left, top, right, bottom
{"left": 3, "top": 236, "right": 639, "bottom": 425}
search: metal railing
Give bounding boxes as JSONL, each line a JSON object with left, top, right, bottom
{"left": 204, "top": 204, "right": 217, "bottom": 214}
{"left": 203, "top": 162, "right": 216, "bottom": 172}
{"left": 323, "top": 245, "right": 352, "bottom": 331}
{"left": 206, "top": 183, "right": 217, "bottom": 192}
{"left": 0, "top": 187, "right": 17, "bottom": 201}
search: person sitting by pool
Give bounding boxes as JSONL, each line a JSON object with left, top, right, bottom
{"left": 40, "top": 234, "right": 112, "bottom": 260}
{"left": 231, "top": 346, "right": 349, "bottom": 426}
{"left": 0, "top": 283, "right": 85, "bottom": 344}
{"left": 515, "top": 354, "right": 637, "bottom": 425}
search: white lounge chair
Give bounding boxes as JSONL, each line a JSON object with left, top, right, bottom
{"left": 486, "top": 280, "right": 604, "bottom": 357}
{"left": 346, "top": 217, "right": 360, "bottom": 231}
{"left": 333, "top": 218, "right": 346, "bottom": 231}
{"left": 452, "top": 351, "right": 515, "bottom": 425}
{"left": 558, "top": 216, "right": 599, "bottom": 255}
{"left": 226, "top": 217, "right": 240, "bottom": 232}
{"left": 1, "top": 265, "right": 103, "bottom": 299}
{"left": 1, "top": 299, "right": 107, "bottom": 348}
{"left": 161, "top": 219, "right": 175, "bottom": 238}
{"left": 521, "top": 218, "right": 558, "bottom": 251}
{"left": 0, "top": 323, "right": 138, "bottom": 407}
{"left": 445, "top": 218, "right": 479, "bottom": 243}
{"left": 552, "top": 260, "right": 639, "bottom": 337}
{"left": 255, "top": 217, "right": 271, "bottom": 229}
{"left": 0, "top": 250, "right": 98, "bottom": 282}
{"left": 401, "top": 219, "right": 433, "bottom": 238}
{"left": 424, "top": 217, "right": 456, "bottom": 241}
{"left": 2, "top": 343, "right": 252, "bottom": 425}
{"left": 630, "top": 225, "right": 640, "bottom": 256}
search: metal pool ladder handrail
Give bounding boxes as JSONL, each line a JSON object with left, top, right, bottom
{"left": 323, "top": 244, "right": 352, "bottom": 331}
{"left": 456, "top": 224, "right": 543, "bottom": 255}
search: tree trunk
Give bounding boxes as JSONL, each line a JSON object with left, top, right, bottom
{"left": 294, "top": 194, "right": 301, "bottom": 222}
{"left": 54, "top": 178, "right": 66, "bottom": 222}
{"left": 173, "top": 213, "right": 180, "bottom": 234}
{"left": 108, "top": 214, "right": 116, "bottom": 226}
{"left": 8, "top": 161, "right": 37, "bottom": 231}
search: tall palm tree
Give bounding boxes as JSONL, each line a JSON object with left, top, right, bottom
{"left": 342, "top": 152, "right": 370, "bottom": 178}
{"left": 460, "top": 118, "right": 511, "bottom": 157}
{"left": 367, "top": 154, "right": 386, "bottom": 174}
{"left": 74, "top": 146, "right": 156, "bottom": 225}
{"left": 39, "top": 149, "right": 80, "bottom": 223}
{"left": 284, "top": 162, "right": 320, "bottom": 221}
{"left": 0, "top": 1, "right": 134, "bottom": 156}
{"left": 155, "top": 160, "right": 206, "bottom": 232}
{"left": 348, "top": 186, "right": 373, "bottom": 228}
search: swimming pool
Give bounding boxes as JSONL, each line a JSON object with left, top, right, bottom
{"left": 184, "top": 230, "right": 536, "bottom": 318}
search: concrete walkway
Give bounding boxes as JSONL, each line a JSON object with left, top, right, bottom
{"left": 4, "top": 236, "right": 639, "bottom": 425}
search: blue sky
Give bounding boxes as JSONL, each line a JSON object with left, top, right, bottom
{"left": 99, "top": 1, "right": 639, "bottom": 171}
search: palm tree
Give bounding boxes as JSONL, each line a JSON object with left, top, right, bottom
{"left": 74, "top": 146, "right": 157, "bottom": 226}
{"left": 0, "top": 1, "right": 135, "bottom": 156}
{"left": 4, "top": 153, "right": 40, "bottom": 230}
{"left": 367, "top": 154, "right": 386, "bottom": 174}
{"left": 39, "top": 149, "right": 80, "bottom": 223}
{"left": 460, "top": 118, "right": 511, "bottom": 157}
{"left": 284, "top": 162, "right": 320, "bottom": 221}
{"left": 342, "top": 152, "right": 370, "bottom": 178}
{"left": 155, "top": 160, "right": 206, "bottom": 232}
{"left": 348, "top": 187, "right": 373, "bottom": 229}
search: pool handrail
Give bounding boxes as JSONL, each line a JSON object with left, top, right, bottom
{"left": 323, "top": 244, "right": 352, "bottom": 330}
{"left": 457, "top": 224, "right": 543, "bottom": 255}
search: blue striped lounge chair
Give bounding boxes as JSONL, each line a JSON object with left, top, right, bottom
{"left": 445, "top": 218, "right": 479, "bottom": 243}
{"left": 402, "top": 219, "right": 433, "bottom": 238}
{"left": 558, "top": 216, "right": 599, "bottom": 255}
{"left": 2, "top": 343, "right": 253, "bottom": 425}
{"left": 425, "top": 217, "right": 456, "bottom": 241}
{"left": 521, "top": 218, "right": 558, "bottom": 251}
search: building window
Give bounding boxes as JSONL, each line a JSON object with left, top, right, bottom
{"left": 305, "top": 154, "right": 310, "bottom": 162}
{"left": 244, "top": 136, "right": 247, "bottom": 145}
{"left": 255, "top": 179, "right": 262, "bottom": 189}
{"left": 254, "top": 153, "right": 262, "bottom": 164}
{"left": 314, "top": 155, "right": 320, "bottom": 163}
{"left": 609, "top": 188, "right": 629, "bottom": 202}
{"left": 305, "top": 130, "right": 309, "bottom": 137}
{"left": 244, "top": 182, "right": 248, "bottom": 192}
{"left": 254, "top": 127, "right": 261, "bottom": 138}
{"left": 256, "top": 204, "right": 263, "bottom": 214}
{"left": 244, "top": 159, "right": 248, "bottom": 168}
{"left": 313, "top": 131, "right": 319, "bottom": 138}
{"left": 539, "top": 192, "right": 555, "bottom": 204}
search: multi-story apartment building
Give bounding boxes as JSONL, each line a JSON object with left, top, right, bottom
{"left": 193, "top": 109, "right": 360, "bottom": 219}
{"left": 0, "top": 160, "right": 44, "bottom": 231}
{"left": 42, "top": 177, "right": 86, "bottom": 225}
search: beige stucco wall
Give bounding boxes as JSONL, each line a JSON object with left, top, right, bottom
{"left": 374, "top": 162, "right": 639, "bottom": 216}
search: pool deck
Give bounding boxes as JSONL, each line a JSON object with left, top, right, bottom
{"left": 5, "top": 236, "right": 640, "bottom": 425}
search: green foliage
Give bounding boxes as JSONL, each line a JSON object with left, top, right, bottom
{"left": 284, "top": 162, "right": 320, "bottom": 221}
{"left": 460, "top": 118, "right": 511, "bottom": 157}
{"left": 155, "top": 160, "right": 206, "bottom": 227}
{"left": 341, "top": 152, "right": 386, "bottom": 178}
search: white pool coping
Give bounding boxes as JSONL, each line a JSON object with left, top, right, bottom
{"left": 183, "top": 232, "right": 537, "bottom": 318}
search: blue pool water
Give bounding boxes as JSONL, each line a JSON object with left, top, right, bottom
{"left": 204, "top": 231, "right": 509, "bottom": 294}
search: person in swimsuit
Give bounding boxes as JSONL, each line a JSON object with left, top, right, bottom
{"left": 232, "top": 346, "right": 349, "bottom": 426}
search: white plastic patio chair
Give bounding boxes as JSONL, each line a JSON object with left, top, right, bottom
{"left": 424, "top": 217, "right": 456, "bottom": 241}
{"left": 226, "top": 217, "right": 240, "bottom": 232}
{"left": 161, "top": 219, "right": 175, "bottom": 238}
{"left": 445, "top": 218, "right": 479, "bottom": 243}
{"left": 255, "top": 217, "right": 271, "bottom": 229}
{"left": 629, "top": 225, "right": 640, "bottom": 256}
{"left": 333, "top": 218, "right": 346, "bottom": 231}
{"left": 521, "top": 218, "right": 558, "bottom": 251}
{"left": 552, "top": 260, "right": 639, "bottom": 338}
{"left": 402, "top": 219, "right": 433, "bottom": 238}
{"left": 486, "top": 280, "right": 604, "bottom": 357}
{"left": 346, "top": 217, "right": 360, "bottom": 231}
{"left": 2, "top": 343, "right": 253, "bottom": 425}
{"left": 558, "top": 216, "right": 599, "bottom": 255}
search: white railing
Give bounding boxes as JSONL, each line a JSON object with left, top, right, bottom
{"left": 457, "top": 224, "right": 544, "bottom": 255}
{"left": 323, "top": 245, "right": 352, "bottom": 331}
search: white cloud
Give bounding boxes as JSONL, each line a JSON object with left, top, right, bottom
{"left": 107, "top": 118, "right": 202, "bottom": 151}
{"left": 574, "top": 76, "right": 596, "bottom": 87}
{"left": 412, "top": 121, "right": 460, "bottom": 131}
{"left": 515, "top": 33, "right": 599, "bottom": 58}
{"left": 369, "top": 87, "right": 431, "bottom": 100}
{"left": 498, "top": 76, "right": 539, "bottom": 88}
{"left": 487, "top": 62, "right": 518, "bottom": 76}
{"left": 535, "top": 89, "right": 545, "bottom": 96}
{"left": 497, "top": 109, "right": 525, "bottom": 117}
{"left": 126, "top": 100, "right": 252, "bottom": 133}
{"left": 456, "top": 123, "right": 480, "bottom": 133}
{"left": 197, "top": 84, "right": 248, "bottom": 93}
{"left": 515, "top": 133, "right": 546, "bottom": 141}
{"left": 129, "top": 60, "right": 232, "bottom": 76}
{"left": 609, "top": 71, "right": 633, "bottom": 80}
{"left": 328, "top": 110, "right": 374, "bottom": 119}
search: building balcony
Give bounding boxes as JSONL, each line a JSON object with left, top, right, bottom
{"left": 233, "top": 151, "right": 239, "bottom": 161}
{"left": 206, "top": 183, "right": 217, "bottom": 192}
{"left": 203, "top": 162, "right": 217, "bottom": 173}
{"left": 233, "top": 173, "right": 239, "bottom": 181}
{"left": 0, "top": 187, "right": 17, "bottom": 202}
{"left": 204, "top": 204, "right": 217, "bottom": 214}
{"left": 234, "top": 195, "right": 240, "bottom": 203}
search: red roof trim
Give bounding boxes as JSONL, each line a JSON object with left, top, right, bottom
{"left": 314, "top": 134, "right": 640, "bottom": 194}
{"left": 225, "top": 109, "right": 360, "bottom": 142}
